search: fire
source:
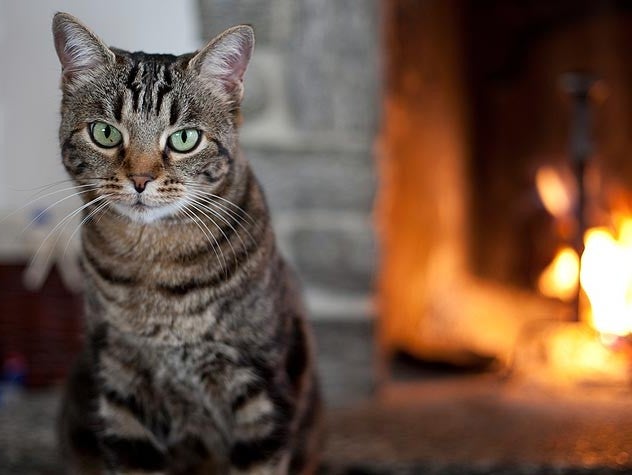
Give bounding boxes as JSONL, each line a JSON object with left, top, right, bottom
{"left": 538, "top": 246, "right": 578, "bottom": 301}
{"left": 581, "top": 222, "right": 632, "bottom": 336}
{"left": 537, "top": 166, "right": 632, "bottom": 337}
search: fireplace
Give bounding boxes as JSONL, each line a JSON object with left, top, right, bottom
{"left": 377, "top": 0, "right": 632, "bottom": 387}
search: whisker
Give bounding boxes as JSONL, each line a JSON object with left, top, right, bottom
{"left": 1, "top": 184, "right": 98, "bottom": 226}
{"left": 94, "top": 204, "right": 109, "bottom": 225}
{"left": 24, "top": 195, "right": 109, "bottom": 290}
{"left": 31, "top": 183, "right": 98, "bottom": 196}
{"left": 62, "top": 198, "right": 111, "bottom": 258}
{"left": 187, "top": 191, "right": 256, "bottom": 246}
{"left": 179, "top": 204, "right": 226, "bottom": 276}
{"left": 19, "top": 187, "right": 100, "bottom": 234}
{"left": 183, "top": 182, "right": 256, "bottom": 225}
{"left": 188, "top": 201, "right": 239, "bottom": 264}
{"left": 188, "top": 192, "right": 254, "bottom": 257}
{"left": 185, "top": 196, "right": 257, "bottom": 250}
{"left": 9, "top": 179, "right": 79, "bottom": 192}
{"left": 34, "top": 195, "right": 109, "bottom": 261}
{"left": 184, "top": 184, "right": 254, "bottom": 222}
{"left": 9, "top": 176, "right": 111, "bottom": 193}
{"left": 188, "top": 191, "right": 252, "bottom": 228}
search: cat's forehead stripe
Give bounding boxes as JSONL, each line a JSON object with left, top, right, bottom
{"left": 155, "top": 67, "right": 173, "bottom": 116}
{"left": 169, "top": 98, "right": 180, "bottom": 126}
{"left": 113, "top": 93, "right": 124, "bottom": 122}
{"left": 124, "top": 57, "right": 175, "bottom": 117}
{"left": 125, "top": 63, "right": 142, "bottom": 111}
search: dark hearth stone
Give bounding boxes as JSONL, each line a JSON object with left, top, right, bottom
{"left": 3, "top": 377, "right": 632, "bottom": 474}
{"left": 318, "top": 466, "right": 631, "bottom": 475}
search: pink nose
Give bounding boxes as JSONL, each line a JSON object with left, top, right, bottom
{"left": 129, "top": 174, "right": 154, "bottom": 193}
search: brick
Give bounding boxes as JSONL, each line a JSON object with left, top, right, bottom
{"left": 197, "top": 0, "right": 292, "bottom": 46}
{"left": 286, "top": 0, "right": 380, "bottom": 135}
{"left": 279, "top": 215, "right": 376, "bottom": 294}
{"left": 246, "top": 147, "right": 376, "bottom": 213}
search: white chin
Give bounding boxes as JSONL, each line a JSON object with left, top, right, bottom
{"left": 112, "top": 202, "right": 183, "bottom": 224}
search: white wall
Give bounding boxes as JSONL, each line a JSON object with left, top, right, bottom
{"left": 0, "top": 0, "right": 200, "bottom": 211}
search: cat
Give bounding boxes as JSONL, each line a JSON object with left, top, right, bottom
{"left": 52, "top": 12, "right": 321, "bottom": 475}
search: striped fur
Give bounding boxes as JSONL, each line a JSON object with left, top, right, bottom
{"left": 53, "top": 13, "right": 322, "bottom": 474}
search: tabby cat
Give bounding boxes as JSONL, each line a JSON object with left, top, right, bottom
{"left": 52, "top": 12, "right": 321, "bottom": 475}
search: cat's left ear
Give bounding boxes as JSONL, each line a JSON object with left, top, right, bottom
{"left": 189, "top": 25, "right": 255, "bottom": 102}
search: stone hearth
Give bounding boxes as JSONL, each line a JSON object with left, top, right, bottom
{"left": 3, "top": 374, "right": 632, "bottom": 474}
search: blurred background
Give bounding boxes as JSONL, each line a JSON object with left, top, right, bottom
{"left": 6, "top": 0, "right": 632, "bottom": 474}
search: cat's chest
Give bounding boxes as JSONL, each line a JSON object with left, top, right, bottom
{"left": 81, "top": 225, "right": 253, "bottom": 344}
{"left": 100, "top": 339, "right": 241, "bottom": 444}
{"left": 155, "top": 353, "right": 226, "bottom": 436}
{"left": 85, "top": 258, "right": 222, "bottom": 343}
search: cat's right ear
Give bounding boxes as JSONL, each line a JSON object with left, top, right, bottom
{"left": 52, "top": 12, "right": 115, "bottom": 84}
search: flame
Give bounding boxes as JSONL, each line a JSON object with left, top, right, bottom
{"left": 581, "top": 223, "right": 632, "bottom": 336}
{"left": 541, "top": 226, "right": 632, "bottom": 337}
{"left": 538, "top": 246, "right": 579, "bottom": 301}
{"left": 537, "top": 167, "right": 632, "bottom": 337}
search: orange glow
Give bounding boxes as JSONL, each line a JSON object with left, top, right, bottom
{"left": 538, "top": 222, "right": 632, "bottom": 338}
{"left": 537, "top": 167, "right": 632, "bottom": 338}
{"left": 537, "top": 246, "right": 579, "bottom": 301}
{"left": 540, "top": 225, "right": 632, "bottom": 337}
{"left": 535, "top": 166, "right": 575, "bottom": 218}
{"left": 581, "top": 223, "right": 632, "bottom": 336}
{"left": 547, "top": 322, "right": 628, "bottom": 379}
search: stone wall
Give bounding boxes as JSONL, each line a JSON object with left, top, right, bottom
{"left": 197, "top": 0, "right": 380, "bottom": 405}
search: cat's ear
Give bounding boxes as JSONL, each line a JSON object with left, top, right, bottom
{"left": 189, "top": 25, "right": 255, "bottom": 101}
{"left": 52, "top": 12, "right": 115, "bottom": 83}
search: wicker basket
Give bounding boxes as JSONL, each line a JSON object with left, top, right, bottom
{"left": 0, "top": 264, "right": 83, "bottom": 387}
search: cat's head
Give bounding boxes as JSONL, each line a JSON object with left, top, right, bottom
{"left": 52, "top": 12, "right": 254, "bottom": 223}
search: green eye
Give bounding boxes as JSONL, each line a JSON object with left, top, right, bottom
{"left": 90, "top": 121, "right": 123, "bottom": 148}
{"left": 168, "top": 129, "right": 201, "bottom": 153}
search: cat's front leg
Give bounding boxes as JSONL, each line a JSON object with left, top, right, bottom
{"left": 229, "top": 458, "right": 289, "bottom": 475}
{"left": 100, "top": 435, "right": 168, "bottom": 475}
{"left": 229, "top": 453, "right": 290, "bottom": 475}
{"left": 228, "top": 390, "right": 293, "bottom": 475}
{"left": 98, "top": 396, "right": 168, "bottom": 475}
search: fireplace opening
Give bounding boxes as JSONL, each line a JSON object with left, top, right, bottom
{"left": 378, "top": 0, "right": 632, "bottom": 388}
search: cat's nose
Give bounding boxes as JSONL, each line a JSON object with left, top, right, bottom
{"left": 128, "top": 174, "right": 154, "bottom": 193}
